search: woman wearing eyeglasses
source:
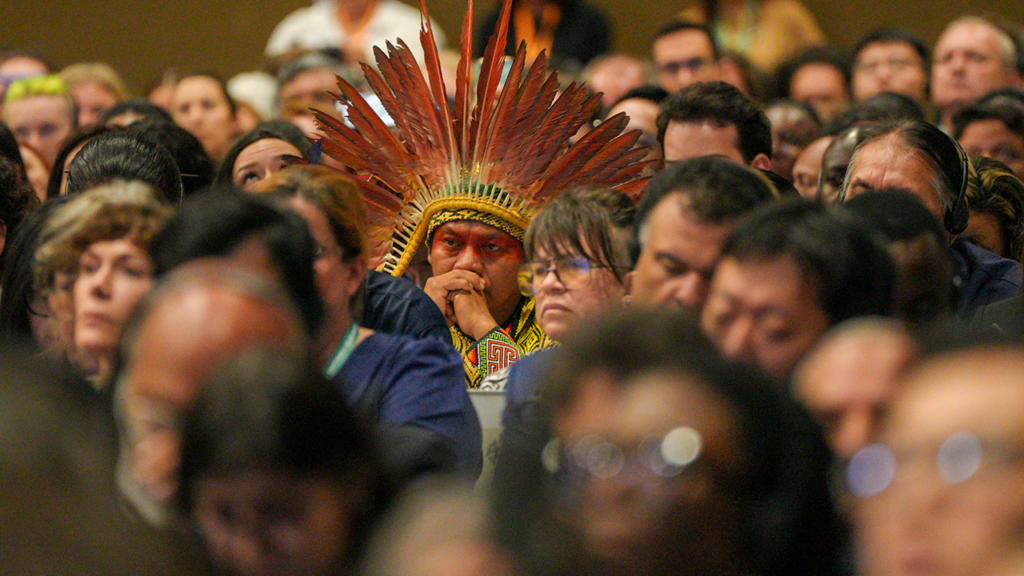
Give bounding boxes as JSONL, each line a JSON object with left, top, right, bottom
{"left": 481, "top": 188, "right": 635, "bottom": 403}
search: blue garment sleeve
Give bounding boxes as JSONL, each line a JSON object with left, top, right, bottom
{"left": 376, "top": 336, "right": 483, "bottom": 476}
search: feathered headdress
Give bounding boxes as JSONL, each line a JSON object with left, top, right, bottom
{"left": 315, "top": 0, "right": 652, "bottom": 275}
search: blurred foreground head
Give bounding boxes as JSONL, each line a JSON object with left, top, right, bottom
{"left": 853, "top": 332, "right": 1024, "bottom": 576}
{"left": 497, "top": 309, "right": 843, "bottom": 576}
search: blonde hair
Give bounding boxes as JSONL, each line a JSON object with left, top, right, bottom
{"left": 59, "top": 62, "right": 131, "bottom": 101}
{"left": 967, "top": 155, "right": 1024, "bottom": 262}
{"left": 34, "top": 180, "right": 173, "bottom": 296}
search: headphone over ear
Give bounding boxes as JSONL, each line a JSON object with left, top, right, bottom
{"left": 944, "top": 135, "right": 970, "bottom": 235}
{"left": 911, "top": 121, "right": 971, "bottom": 235}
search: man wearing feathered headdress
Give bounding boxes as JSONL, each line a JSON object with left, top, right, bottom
{"left": 423, "top": 207, "right": 549, "bottom": 389}
{"left": 314, "top": 0, "right": 651, "bottom": 387}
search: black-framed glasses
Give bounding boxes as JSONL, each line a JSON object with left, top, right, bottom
{"left": 517, "top": 258, "right": 623, "bottom": 296}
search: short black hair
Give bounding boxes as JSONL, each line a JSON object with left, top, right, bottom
{"left": 721, "top": 197, "right": 896, "bottom": 325}
{"left": 650, "top": 20, "right": 719, "bottom": 59}
{"left": 612, "top": 84, "right": 669, "bottom": 108}
{"left": 634, "top": 157, "right": 777, "bottom": 263}
{"left": 64, "top": 130, "right": 183, "bottom": 204}
{"left": 853, "top": 28, "right": 930, "bottom": 76}
{"left": 656, "top": 81, "right": 772, "bottom": 163}
{"left": 127, "top": 119, "right": 215, "bottom": 197}
{"left": 215, "top": 120, "right": 311, "bottom": 186}
{"left": 638, "top": 156, "right": 776, "bottom": 225}
{"left": 977, "top": 88, "right": 1024, "bottom": 111}
{"left": 767, "top": 98, "right": 822, "bottom": 130}
{"left": 149, "top": 187, "right": 324, "bottom": 334}
{"left": 97, "top": 98, "right": 173, "bottom": 125}
{"left": 952, "top": 99, "right": 1024, "bottom": 140}
{"left": 826, "top": 91, "right": 925, "bottom": 133}
{"left": 775, "top": 47, "right": 852, "bottom": 101}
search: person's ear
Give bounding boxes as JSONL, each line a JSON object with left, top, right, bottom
{"left": 622, "top": 270, "right": 634, "bottom": 304}
{"left": 343, "top": 256, "right": 368, "bottom": 297}
{"left": 751, "top": 153, "right": 772, "bottom": 171}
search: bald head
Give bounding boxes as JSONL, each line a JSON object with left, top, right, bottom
{"left": 115, "top": 261, "right": 307, "bottom": 524}
{"left": 793, "top": 318, "right": 916, "bottom": 460}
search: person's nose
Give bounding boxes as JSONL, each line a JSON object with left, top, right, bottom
{"left": 668, "top": 272, "right": 707, "bottom": 309}
{"left": 537, "top": 265, "right": 566, "bottom": 294}
{"left": 891, "top": 464, "right": 949, "bottom": 526}
{"left": 25, "top": 131, "right": 44, "bottom": 156}
{"left": 875, "top": 65, "right": 894, "bottom": 85}
{"left": 832, "top": 408, "right": 875, "bottom": 461}
{"left": 717, "top": 316, "right": 757, "bottom": 364}
{"left": 676, "top": 69, "right": 697, "bottom": 89}
{"left": 181, "top": 106, "right": 204, "bottom": 129}
{"left": 227, "top": 528, "right": 275, "bottom": 576}
{"left": 947, "top": 53, "right": 968, "bottom": 75}
{"left": 452, "top": 245, "right": 484, "bottom": 274}
{"left": 87, "top": 266, "right": 115, "bottom": 299}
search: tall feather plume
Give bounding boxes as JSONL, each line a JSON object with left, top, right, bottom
{"left": 418, "top": 6, "right": 461, "bottom": 182}
{"left": 452, "top": 0, "right": 474, "bottom": 159}
{"left": 314, "top": 0, "right": 651, "bottom": 274}
{"left": 470, "top": 0, "right": 514, "bottom": 166}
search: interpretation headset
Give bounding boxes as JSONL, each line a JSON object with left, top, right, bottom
{"left": 839, "top": 122, "right": 971, "bottom": 234}
{"left": 945, "top": 134, "right": 971, "bottom": 235}
{"left": 901, "top": 121, "right": 970, "bottom": 235}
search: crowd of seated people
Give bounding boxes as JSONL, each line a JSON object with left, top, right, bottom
{"left": 3, "top": 1, "right": 1024, "bottom": 575}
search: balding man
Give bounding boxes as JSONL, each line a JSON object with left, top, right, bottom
{"left": 794, "top": 318, "right": 916, "bottom": 460}
{"left": 115, "top": 263, "right": 309, "bottom": 525}
{"left": 931, "top": 16, "right": 1022, "bottom": 132}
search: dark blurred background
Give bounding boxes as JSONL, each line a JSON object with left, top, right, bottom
{"left": 6, "top": 0, "right": 1023, "bottom": 93}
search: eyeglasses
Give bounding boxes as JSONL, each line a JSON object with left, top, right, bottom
{"left": 517, "top": 258, "right": 623, "bottom": 296}
{"left": 854, "top": 58, "right": 919, "bottom": 75}
{"left": 845, "top": 431, "right": 1024, "bottom": 498}
{"left": 542, "top": 427, "right": 704, "bottom": 483}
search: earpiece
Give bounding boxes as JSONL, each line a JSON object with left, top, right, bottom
{"left": 944, "top": 136, "right": 970, "bottom": 236}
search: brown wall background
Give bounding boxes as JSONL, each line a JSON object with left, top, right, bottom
{"left": 4, "top": 0, "right": 1023, "bottom": 95}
